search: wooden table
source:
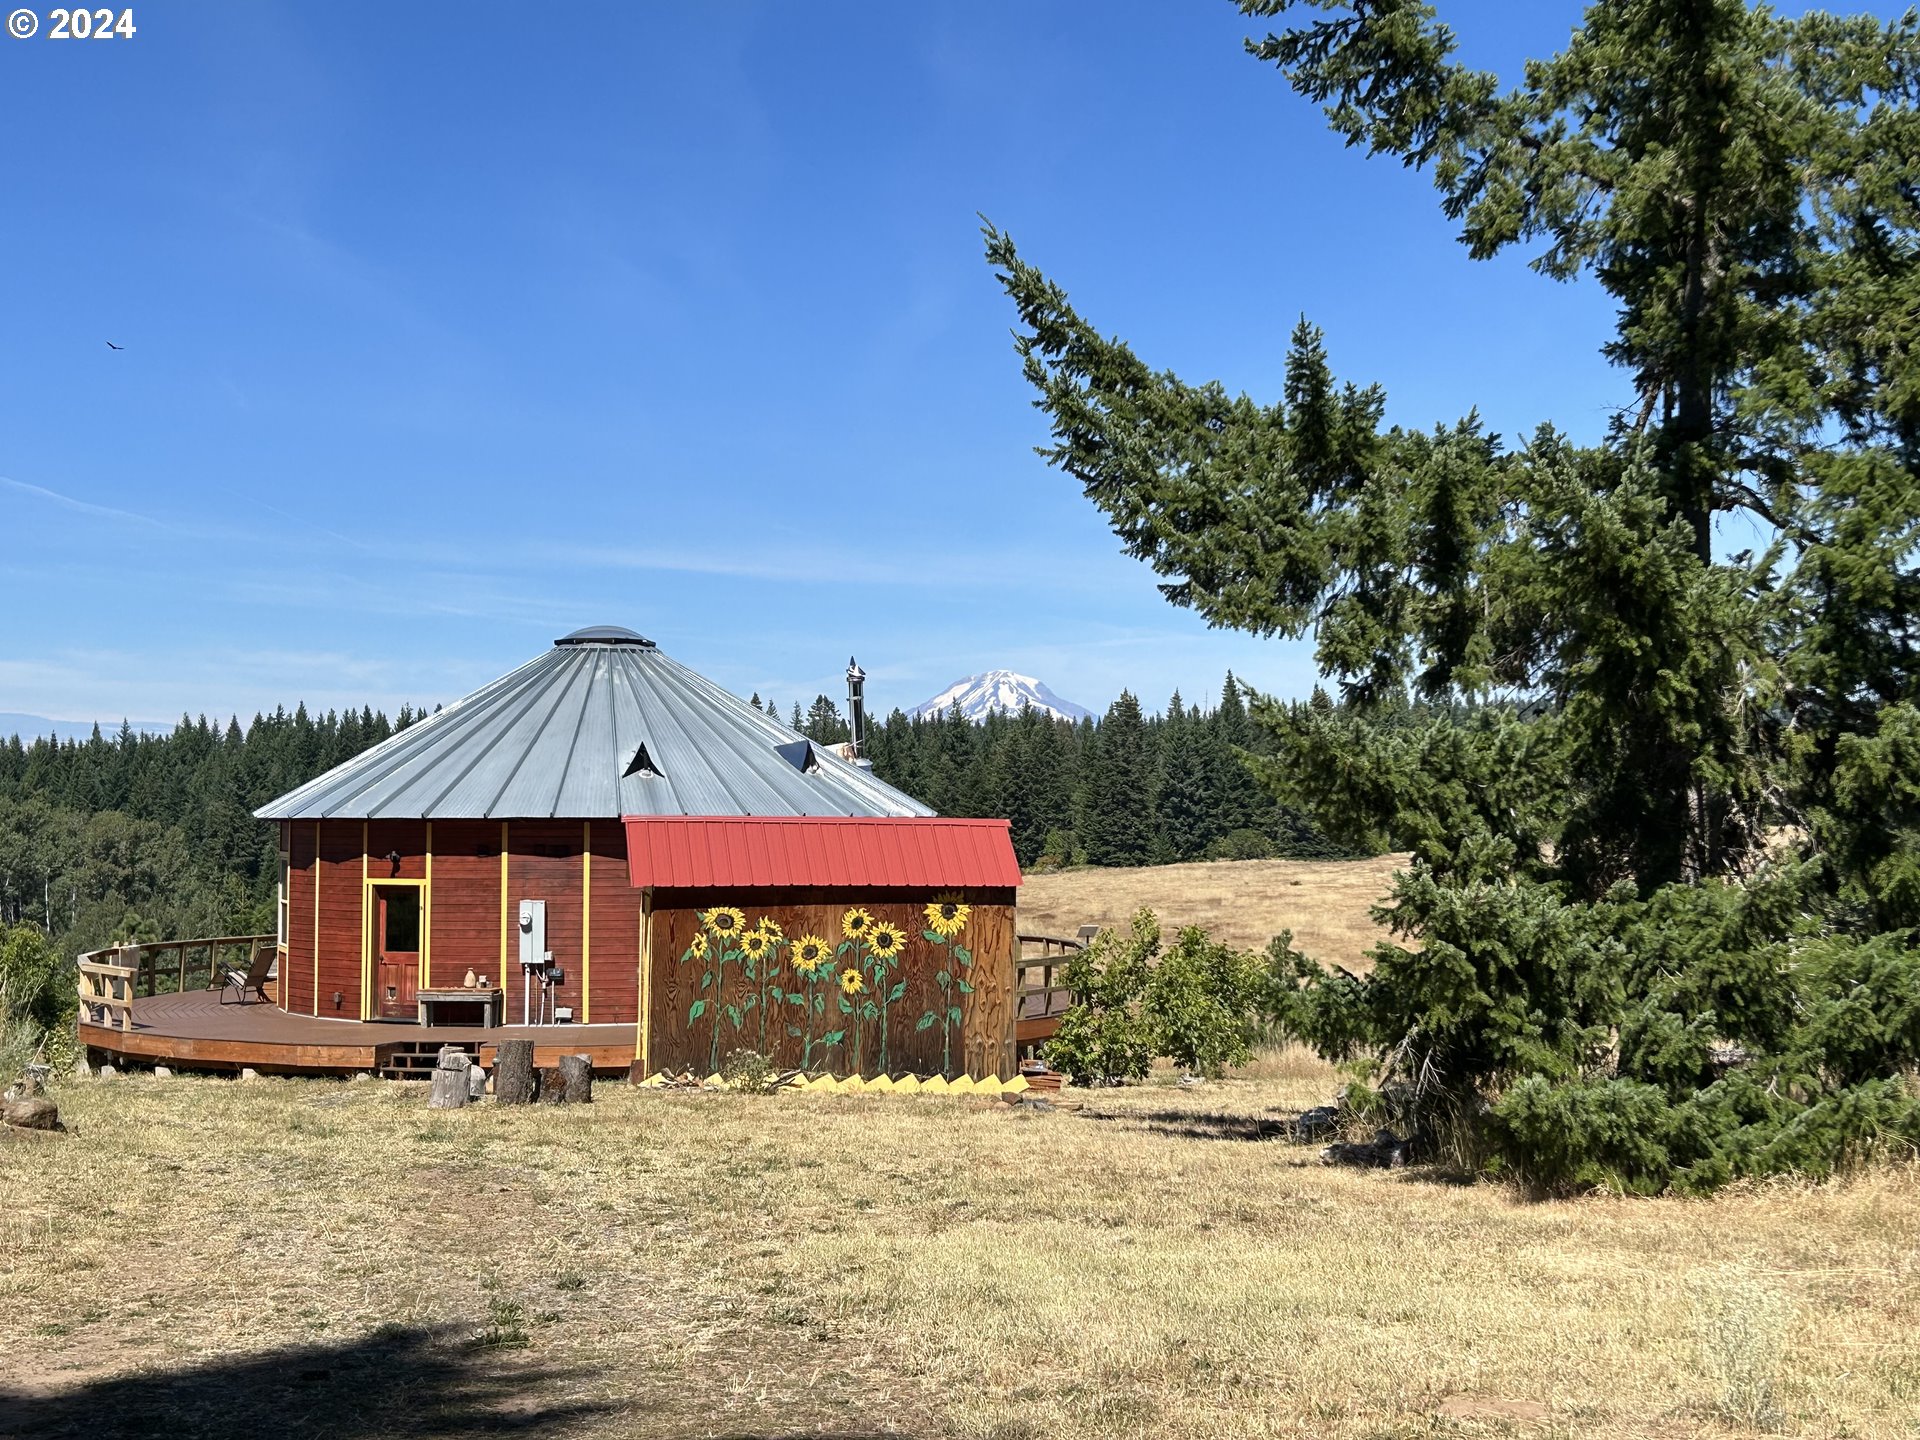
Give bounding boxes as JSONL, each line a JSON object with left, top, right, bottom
{"left": 416, "top": 987, "right": 503, "bottom": 1028}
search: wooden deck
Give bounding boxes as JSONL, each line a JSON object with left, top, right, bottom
{"left": 1013, "top": 933, "right": 1082, "bottom": 1053}
{"left": 79, "top": 989, "right": 637, "bottom": 1078}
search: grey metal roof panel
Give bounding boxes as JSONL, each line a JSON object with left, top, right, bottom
{"left": 254, "top": 633, "right": 933, "bottom": 821}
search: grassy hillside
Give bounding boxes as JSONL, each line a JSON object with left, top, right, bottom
{"left": 5, "top": 1074, "right": 1916, "bottom": 1439}
{"left": 1018, "top": 854, "right": 1409, "bottom": 966}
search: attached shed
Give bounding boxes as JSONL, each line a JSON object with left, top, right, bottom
{"left": 252, "top": 626, "right": 1023, "bottom": 1079}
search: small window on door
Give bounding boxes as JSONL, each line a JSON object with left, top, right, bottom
{"left": 383, "top": 888, "right": 420, "bottom": 951}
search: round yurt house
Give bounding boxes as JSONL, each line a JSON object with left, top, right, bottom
{"left": 243, "top": 626, "right": 1021, "bottom": 1080}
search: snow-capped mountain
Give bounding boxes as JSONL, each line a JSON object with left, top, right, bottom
{"left": 910, "top": 671, "right": 1091, "bottom": 723}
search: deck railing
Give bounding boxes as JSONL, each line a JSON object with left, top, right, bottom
{"left": 1016, "top": 931, "right": 1090, "bottom": 1022}
{"left": 76, "top": 934, "right": 277, "bottom": 1014}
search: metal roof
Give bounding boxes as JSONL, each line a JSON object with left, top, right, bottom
{"left": 254, "top": 630, "right": 935, "bottom": 821}
{"left": 623, "top": 816, "right": 1021, "bottom": 889}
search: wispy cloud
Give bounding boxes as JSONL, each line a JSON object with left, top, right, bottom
{"left": 1, "top": 476, "right": 178, "bottom": 531}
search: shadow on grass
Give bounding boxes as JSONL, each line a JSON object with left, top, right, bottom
{"left": 0, "top": 1322, "right": 615, "bottom": 1440}
{"left": 1079, "top": 1108, "right": 1301, "bottom": 1142}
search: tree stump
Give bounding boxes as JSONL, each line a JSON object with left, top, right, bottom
{"left": 429, "top": 1048, "right": 472, "bottom": 1110}
{"left": 494, "top": 1040, "right": 537, "bottom": 1105}
{"left": 429, "top": 1068, "right": 469, "bottom": 1110}
{"left": 466, "top": 1066, "right": 488, "bottom": 1102}
{"left": 538, "top": 1066, "right": 566, "bottom": 1103}
{"left": 558, "top": 1053, "right": 593, "bottom": 1104}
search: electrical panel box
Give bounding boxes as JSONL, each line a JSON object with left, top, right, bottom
{"left": 517, "top": 899, "right": 546, "bottom": 970}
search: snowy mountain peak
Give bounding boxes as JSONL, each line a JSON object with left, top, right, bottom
{"left": 910, "top": 671, "right": 1091, "bottom": 723}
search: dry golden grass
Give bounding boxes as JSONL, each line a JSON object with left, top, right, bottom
{"left": 5, "top": 1066, "right": 1918, "bottom": 1440}
{"left": 1019, "top": 854, "right": 1409, "bottom": 967}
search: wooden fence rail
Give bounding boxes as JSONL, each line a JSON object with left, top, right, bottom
{"left": 1015, "top": 931, "right": 1090, "bottom": 1030}
{"left": 77, "top": 958, "right": 137, "bottom": 1034}
{"left": 75, "top": 935, "right": 277, "bottom": 1006}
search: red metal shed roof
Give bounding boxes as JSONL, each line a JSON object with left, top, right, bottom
{"left": 621, "top": 815, "right": 1022, "bottom": 890}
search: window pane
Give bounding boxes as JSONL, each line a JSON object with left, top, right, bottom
{"left": 383, "top": 888, "right": 420, "bottom": 950}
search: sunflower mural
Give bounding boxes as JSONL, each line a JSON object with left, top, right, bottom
{"left": 787, "top": 932, "right": 843, "bottom": 1070}
{"left": 917, "top": 893, "right": 974, "bottom": 1077}
{"left": 672, "top": 896, "right": 985, "bottom": 1079}
{"left": 680, "top": 906, "right": 780, "bottom": 1073}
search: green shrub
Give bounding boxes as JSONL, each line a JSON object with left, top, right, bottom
{"left": 0, "top": 925, "right": 74, "bottom": 1076}
{"left": 720, "top": 1048, "right": 779, "bottom": 1094}
{"left": 1141, "top": 925, "right": 1263, "bottom": 1076}
{"left": 1045, "top": 911, "right": 1156, "bottom": 1085}
{"left": 1203, "top": 828, "right": 1276, "bottom": 862}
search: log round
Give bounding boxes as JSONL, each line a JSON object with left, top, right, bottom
{"left": 494, "top": 1039, "right": 537, "bottom": 1105}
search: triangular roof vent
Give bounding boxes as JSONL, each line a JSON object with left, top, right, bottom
{"left": 773, "top": 739, "right": 819, "bottom": 774}
{"left": 623, "top": 742, "right": 662, "bottom": 779}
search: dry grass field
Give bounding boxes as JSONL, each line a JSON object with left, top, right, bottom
{"left": 1019, "top": 854, "right": 1410, "bottom": 966}
{"left": 5, "top": 1063, "right": 1918, "bottom": 1440}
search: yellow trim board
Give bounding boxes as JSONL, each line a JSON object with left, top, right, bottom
{"left": 359, "top": 823, "right": 369, "bottom": 1019}
{"left": 498, "top": 821, "right": 510, "bottom": 986}
{"left": 423, "top": 821, "right": 433, "bottom": 990}
{"left": 313, "top": 820, "right": 324, "bottom": 1017}
{"left": 637, "top": 888, "right": 653, "bottom": 1073}
{"left": 581, "top": 819, "right": 592, "bottom": 1023}
{"left": 364, "top": 876, "right": 428, "bottom": 1021}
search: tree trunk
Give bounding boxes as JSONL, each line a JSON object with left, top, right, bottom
{"left": 558, "top": 1053, "right": 593, "bottom": 1104}
{"left": 538, "top": 1066, "right": 566, "bottom": 1104}
{"left": 494, "top": 1040, "right": 537, "bottom": 1105}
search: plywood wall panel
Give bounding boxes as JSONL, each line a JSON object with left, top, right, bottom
{"left": 644, "top": 888, "right": 1016, "bottom": 1079}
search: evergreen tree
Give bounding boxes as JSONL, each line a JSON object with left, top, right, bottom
{"left": 1079, "top": 692, "right": 1156, "bottom": 866}
{"left": 1154, "top": 692, "right": 1218, "bottom": 862}
{"left": 987, "top": 0, "right": 1920, "bottom": 1189}
{"left": 802, "top": 695, "right": 852, "bottom": 745}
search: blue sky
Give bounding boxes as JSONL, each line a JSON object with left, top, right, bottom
{"left": 0, "top": 1, "right": 1809, "bottom": 729}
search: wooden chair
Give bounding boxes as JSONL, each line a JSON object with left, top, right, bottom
{"left": 219, "top": 940, "right": 275, "bottom": 1006}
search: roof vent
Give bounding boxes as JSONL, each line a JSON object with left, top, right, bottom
{"left": 773, "top": 739, "right": 819, "bottom": 774}
{"left": 555, "top": 625, "right": 654, "bottom": 647}
{"left": 622, "top": 742, "right": 662, "bottom": 779}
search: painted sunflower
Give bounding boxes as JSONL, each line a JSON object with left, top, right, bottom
{"left": 839, "top": 968, "right": 866, "bottom": 995}
{"left": 686, "top": 932, "right": 709, "bottom": 960}
{"left": 702, "top": 906, "right": 746, "bottom": 938}
{"left": 924, "top": 895, "right": 971, "bottom": 937}
{"left": 756, "top": 917, "right": 783, "bottom": 941}
{"left": 739, "top": 929, "right": 771, "bottom": 962}
{"left": 841, "top": 907, "right": 874, "bottom": 939}
{"left": 867, "top": 921, "right": 906, "bottom": 960}
{"left": 792, "top": 935, "right": 831, "bottom": 976}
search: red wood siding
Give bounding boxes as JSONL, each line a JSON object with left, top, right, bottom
{"left": 283, "top": 821, "right": 316, "bottom": 1015}
{"left": 316, "top": 822, "right": 365, "bottom": 1018}
{"left": 428, "top": 820, "right": 505, "bottom": 991}
{"left": 506, "top": 820, "right": 583, "bottom": 1025}
{"left": 588, "top": 820, "right": 640, "bottom": 1026}
{"left": 645, "top": 887, "right": 1015, "bottom": 1080}
{"left": 366, "top": 820, "right": 427, "bottom": 880}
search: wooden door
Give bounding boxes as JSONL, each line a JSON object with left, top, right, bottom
{"left": 373, "top": 886, "right": 421, "bottom": 1020}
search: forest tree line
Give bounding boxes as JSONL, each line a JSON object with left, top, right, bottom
{"left": 0, "top": 676, "right": 1341, "bottom": 964}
